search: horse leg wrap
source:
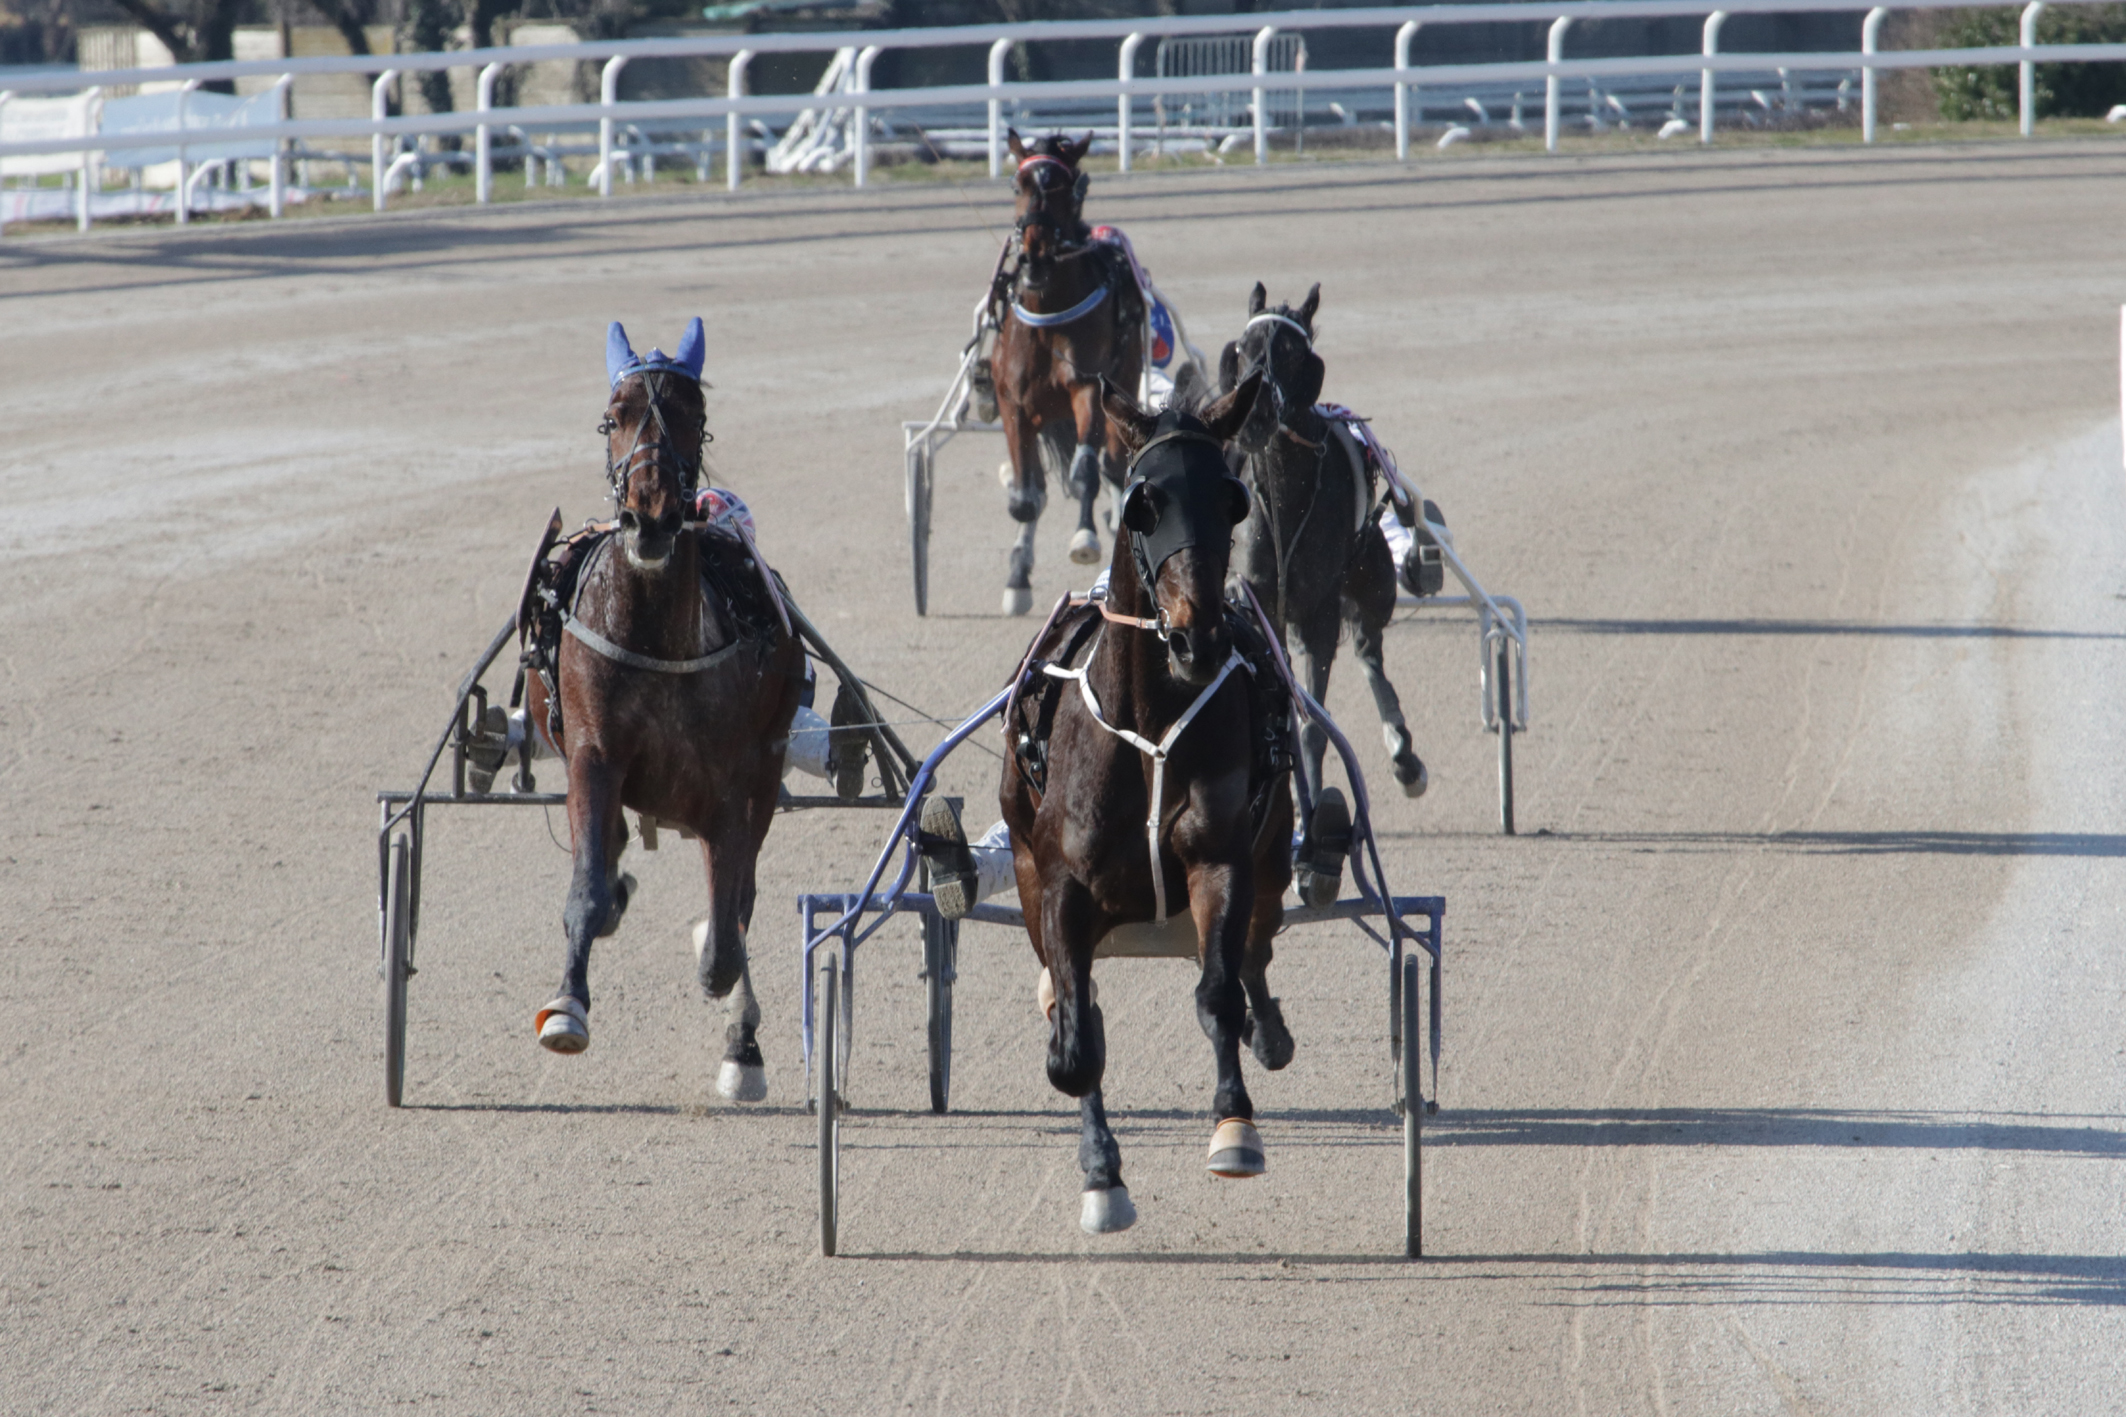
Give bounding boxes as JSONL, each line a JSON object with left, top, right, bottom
{"left": 1207, "top": 1117, "right": 1266, "bottom": 1178}
{"left": 1384, "top": 722, "right": 1429, "bottom": 799}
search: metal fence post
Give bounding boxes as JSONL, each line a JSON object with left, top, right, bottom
{"left": 76, "top": 86, "right": 99, "bottom": 232}
{"left": 370, "top": 70, "right": 396, "bottom": 212}
{"left": 475, "top": 63, "right": 501, "bottom": 204}
{"left": 1395, "top": 20, "right": 1420, "bottom": 161}
{"left": 1701, "top": 10, "right": 1727, "bottom": 143}
{"left": 0, "top": 92, "right": 10, "bottom": 239}
{"left": 1252, "top": 25, "right": 1277, "bottom": 164}
{"left": 987, "top": 37, "right": 1011, "bottom": 178}
{"left": 598, "top": 55, "right": 627, "bottom": 197}
{"left": 1118, "top": 32, "right": 1144, "bottom": 172}
{"left": 853, "top": 44, "right": 882, "bottom": 187}
{"left": 269, "top": 73, "right": 292, "bottom": 218}
{"left": 179, "top": 78, "right": 201, "bottom": 224}
{"left": 728, "top": 49, "right": 753, "bottom": 190}
{"left": 1861, "top": 7, "right": 1885, "bottom": 142}
{"left": 2020, "top": 0, "right": 2046, "bottom": 136}
{"left": 1546, "top": 16, "right": 1572, "bottom": 151}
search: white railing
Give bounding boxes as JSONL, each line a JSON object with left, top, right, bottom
{"left": 3, "top": 0, "right": 2120, "bottom": 230}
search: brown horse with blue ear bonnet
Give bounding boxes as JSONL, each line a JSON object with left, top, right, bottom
{"left": 520, "top": 318, "right": 806, "bottom": 1101}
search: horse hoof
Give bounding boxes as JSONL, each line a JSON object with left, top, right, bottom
{"left": 716, "top": 1059, "right": 768, "bottom": 1102}
{"left": 1002, "top": 586, "right": 1033, "bottom": 617}
{"left": 1068, "top": 528, "right": 1101, "bottom": 565}
{"left": 1394, "top": 754, "right": 1429, "bottom": 799}
{"left": 535, "top": 996, "right": 589, "bottom": 1054}
{"left": 1207, "top": 1118, "right": 1265, "bottom": 1178}
{"left": 1080, "top": 1185, "right": 1137, "bottom": 1234}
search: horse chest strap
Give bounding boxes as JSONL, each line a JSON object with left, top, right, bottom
{"left": 561, "top": 612, "right": 740, "bottom": 675}
{"left": 1042, "top": 649, "right": 1244, "bottom": 925}
{"left": 1012, "top": 283, "right": 1110, "bottom": 329}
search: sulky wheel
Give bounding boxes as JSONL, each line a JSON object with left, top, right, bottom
{"left": 907, "top": 445, "right": 932, "bottom": 617}
{"left": 924, "top": 912, "right": 956, "bottom": 1114}
{"left": 383, "top": 833, "right": 413, "bottom": 1108}
{"left": 818, "top": 959, "right": 841, "bottom": 1257}
{"left": 1402, "top": 951, "right": 1424, "bottom": 1258}
{"left": 1496, "top": 638, "right": 1515, "bottom": 837}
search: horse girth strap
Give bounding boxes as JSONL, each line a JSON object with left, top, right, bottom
{"left": 1041, "top": 645, "right": 1246, "bottom": 926}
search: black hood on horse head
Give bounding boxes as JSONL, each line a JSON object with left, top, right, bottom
{"left": 1120, "top": 407, "right": 1250, "bottom": 576}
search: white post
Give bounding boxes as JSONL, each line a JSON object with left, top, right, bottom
{"left": 1118, "top": 32, "right": 1144, "bottom": 172}
{"left": 1546, "top": 16, "right": 1572, "bottom": 152}
{"left": 371, "top": 69, "right": 396, "bottom": 213}
{"left": 0, "top": 92, "right": 10, "bottom": 239}
{"left": 269, "top": 74, "right": 292, "bottom": 218}
{"left": 853, "top": 44, "right": 881, "bottom": 188}
{"left": 1252, "top": 25, "right": 1276, "bottom": 165}
{"left": 475, "top": 62, "right": 501, "bottom": 204}
{"left": 1701, "top": 11, "right": 1727, "bottom": 144}
{"left": 1861, "top": 7, "right": 1885, "bottom": 143}
{"left": 987, "top": 37, "right": 1011, "bottom": 179}
{"left": 2118, "top": 304, "right": 2124, "bottom": 471}
{"left": 2020, "top": 1, "right": 2045, "bottom": 137}
{"left": 727, "top": 49, "right": 752, "bottom": 190}
{"left": 1394, "top": 20, "right": 1420, "bottom": 161}
{"left": 598, "top": 55, "right": 627, "bottom": 197}
{"left": 77, "top": 86, "right": 100, "bottom": 233}
{"left": 178, "top": 78, "right": 200, "bottom": 225}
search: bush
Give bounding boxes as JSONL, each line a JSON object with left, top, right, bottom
{"left": 1934, "top": 4, "right": 2126, "bottom": 119}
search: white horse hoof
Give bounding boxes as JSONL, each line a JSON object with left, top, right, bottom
{"left": 1068, "top": 528, "right": 1101, "bottom": 565}
{"left": 716, "top": 1059, "right": 768, "bottom": 1102}
{"left": 535, "top": 996, "right": 589, "bottom": 1054}
{"left": 1207, "top": 1117, "right": 1265, "bottom": 1178}
{"left": 1002, "top": 586, "right": 1033, "bottom": 616}
{"left": 1080, "top": 1185, "right": 1137, "bottom": 1234}
{"left": 1400, "top": 761, "right": 1430, "bottom": 799}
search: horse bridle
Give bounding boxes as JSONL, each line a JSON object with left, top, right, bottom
{"left": 600, "top": 366, "right": 707, "bottom": 512}
{"left": 1011, "top": 154, "right": 1091, "bottom": 261}
{"left": 1240, "top": 311, "right": 1319, "bottom": 442}
{"left": 1101, "top": 430, "right": 1234, "bottom": 637}
{"left": 1237, "top": 313, "right": 1326, "bottom": 630}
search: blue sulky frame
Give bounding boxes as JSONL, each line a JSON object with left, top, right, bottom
{"left": 795, "top": 622, "right": 1447, "bottom": 1258}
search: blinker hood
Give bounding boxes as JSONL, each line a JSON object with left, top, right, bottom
{"left": 1125, "top": 427, "right": 1237, "bottom": 576}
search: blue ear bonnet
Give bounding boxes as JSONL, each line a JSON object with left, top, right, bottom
{"left": 606, "top": 317, "right": 706, "bottom": 387}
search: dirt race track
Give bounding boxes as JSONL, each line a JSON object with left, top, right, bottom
{"left": 4, "top": 144, "right": 2124, "bottom": 1413}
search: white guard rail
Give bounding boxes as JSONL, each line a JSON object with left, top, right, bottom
{"left": 3, "top": 0, "right": 2121, "bottom": 229}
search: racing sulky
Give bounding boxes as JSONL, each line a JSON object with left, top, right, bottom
{"left": 986, "top": 130, "right": 1148, "bottom": 615}
{"left": 513, "top": 319, "right": 825, "bottom": 1101}
{"left": 1221, "top": 282, "right": 1434, "bottom": 908}
{"left": 999, "top": 366, "right": 1299, "bottom": 1235}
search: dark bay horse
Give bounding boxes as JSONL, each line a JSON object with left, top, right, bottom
{"left": 522, "top": 320, "right": 805, "bottom": 1101}
{"left": 991, "top": 130, "right": 1147, "bottom": 615}
{"left": 999, "top": 368, "right": 1297, "bottom": 1235}
{"left": 1221, "top": 283, "right": 1428, "bottom": 906}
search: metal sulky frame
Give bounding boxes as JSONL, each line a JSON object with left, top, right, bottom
{"left": 794, "top": 598, "right": 1447, "bottom": 1260}
{"left": 373, "top": 595, "right": 922, "bottom": 1109}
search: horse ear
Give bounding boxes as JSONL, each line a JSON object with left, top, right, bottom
{"left": 1199, "top": 367, "right": 1264, "bottom": 444}
{"left": 1291, "top": 352, "right": 1324, "bottom": 410}
{"left": 1247, "top": 282, "right": 1266, "bottom": 316}
{"left": 1223, "top": 476, "right": 1252, "bottom": 526}
{"left": 1121, "top": 478, "right": 1166, "bottom": 535}
{"left": 674, "top": 317, "right": 705, "bottom": 381}
{"left": 1297, "top": 282, "right": 1321, "bottom": 328}
{"left": 1071, "top": 132, "right": 1094, "bottom": 165}
{"left": 1007, "top": 128, "right": 1026, "bottom": 161}
{"left": 1100, "top": 375, "right": 1160, "bottom": 452}
{"left": 1217, "top": 340, "right": 1240, "bottom": 394}
{"left": 606, "top": 321, "right": 637, "bottom": 387}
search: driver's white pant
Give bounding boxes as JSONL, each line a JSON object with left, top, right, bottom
{"left": 967, "top": 820, "right": 1017, "bottom": 904}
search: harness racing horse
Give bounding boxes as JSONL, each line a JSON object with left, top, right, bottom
{"left": 1000, "top": 367, "right": 1299, "bottom": 1235}
{"left": 1222, "top": 283, "right": 1429, "bottom": 907}
{"left": 991, "top": 130, "right": 1147, "bottom": 615}
{"left": 522, "top": 320, "right": 805, "bottom": 1101}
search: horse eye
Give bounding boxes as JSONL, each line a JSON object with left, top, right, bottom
{"left": 597, "top": 417, "right": 616, "bottom": 435}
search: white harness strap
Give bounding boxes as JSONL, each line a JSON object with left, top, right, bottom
{"left": 1043, "top": 644, "right": 1246, "bottom": 924}
{"left": 1244, "top": 311, "right": 1313, "bottom": 345}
